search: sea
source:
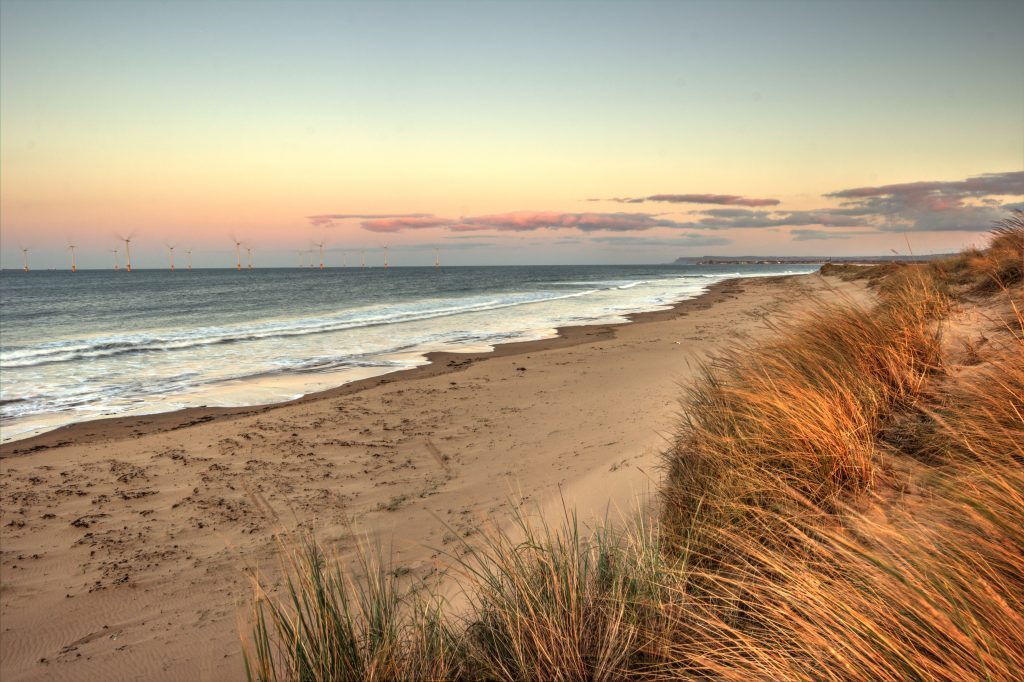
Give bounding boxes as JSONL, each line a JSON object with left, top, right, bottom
{"left": 0, "top": 264, "right": 818, "bottom": 441}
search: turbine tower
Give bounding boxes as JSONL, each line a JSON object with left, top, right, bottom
{"left": 383, "top": 244, "right": 389, "bottom": 269}
{"left": 69, "top": 243, "right": 77, "bottom": 272}
{"left": 123, "top": 236, "right": 133, "bottom": 272}
{"left": 247, "top": 246, "right": 253, "bottom": 269}
{"left": 167, "top": 244, "right": 176, "bottom": 271}
{"left": 434, "top": 246, "right": 440, "bottom": 268}
{"left": 233, "top": 238, "right": 242, "bottom": 270}
{"left": 20, "top": 248, "right": 29, "bottom": 272}
{"left": 186, "top": 249, "right": 193, "bottom": 271}
{"left": 112, "top": 248, "right": 120, "bottom": 270}
{"left": 360, "top": 249, "right": 365, "bottom": 268}
{"left": 314, "top": 240, "right": 325, "bottom": 269}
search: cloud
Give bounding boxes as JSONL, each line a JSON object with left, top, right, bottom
{"left": 460, "top": 211, "right": 696, "bottom": 232}
{"left": 824, "top": 171, "right": 1024, "bottom": 232}
{"left": 826, "top": 172, "right": 1024, "bottom": 201}
{"left": 674, "top": 208, "right": 869, "bottom": 230}
{"left": 319, "top": 211, "right": 702, "bottom": 234}
{"left": 308, "top": 213, "right": 433, "bottom": 228}
{"left": 311, "top": 171, "right": 1022, "bottom": 242}
{"left": 662, "top": 171, "right": 1022, "bottom": 235}
{"left": 592, "top": 234, "right": 732, "bottom": 247}
{"left": 791, "top": 229, "right": 873, "bottom": 241}
{"left": 600, "top": 193, "right": 780, "bottom": 207}
{"left": 326, "top": 241, "right": 492, "bottom": 253}
{"left": 361, "top": 216, "right": 453, "bottom": 233}
{"left": 441, "top": 211, "right": 697, "bottom": 233}
{"left": 399, "top": 241, "right": 494, "bottom": 250}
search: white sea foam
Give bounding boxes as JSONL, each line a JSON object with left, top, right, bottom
{"left": 0, "top": 289, "right": 601, "bottom": 368}
{"left": 0, "top": 265, "right": 818, "bottom": 441}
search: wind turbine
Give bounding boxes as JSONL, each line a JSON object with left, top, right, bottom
{"left": 166, "top": 244, "right": 176, "bottom": 271}
{"left": 314, "top": 239, "right": 326, "bottom": 269}
{"left": 68, "top": 243, "right": 77, "bottom": 272}
{"left": 231, "top": 236, "right": 243, "bottom": 270}
{"left": 186, "top": 249, "right": 193, "bottom": 271}
{"left": 246, "top": 246, "right": 253, "bottom": 269}
{"left": 112, "top": 248, "right": 120, "bottom": 270}
{"left": 383, "top": 244, "right": 389, "bottom": 269}
{"left": 20, "top": 247, "right": 29, "bottom": 272}
{"left": 118, "top": 234, "right": 134, "bottom": 272}
{"left": 360, "top": 249, "right": 365, "bottom": 268}
{"left": 434, "top": 246, "right": 440, "bottom": 268}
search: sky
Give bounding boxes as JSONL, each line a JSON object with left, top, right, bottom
{"left": 1, "top": 0, "right": 1022, "bottom": 268}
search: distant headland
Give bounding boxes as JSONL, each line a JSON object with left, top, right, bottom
{"left": 673, "top": 254, "right": 955, "bottom": 265}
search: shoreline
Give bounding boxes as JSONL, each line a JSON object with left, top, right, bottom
{"left": 1, "top": 276, "right": 771, "bottom": 457}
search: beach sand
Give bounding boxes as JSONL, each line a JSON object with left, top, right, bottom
{"left": 0, "top": 272, "right": 869, "bottom": 682}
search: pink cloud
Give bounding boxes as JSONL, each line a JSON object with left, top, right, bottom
{"left": 308, "top": 213, "right": 433, "bottom": 228}
{"left": 603, "top": 193, "right": 780, "bottom": 207}
{"left": 448, "top": 211, "right": 688, "bottom": 232}
{"left": 361, "top": 216, "right": 453, "bottom": 232}
{"left": 644, "top": 193, "right": 780, "bottom": 207}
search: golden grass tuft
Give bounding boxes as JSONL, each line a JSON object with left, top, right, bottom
{"left": 653, "top": 328, "right": 1024, "bottom": 681}
{"left": 661, "top": 262, "right": 948, "bottom": 561}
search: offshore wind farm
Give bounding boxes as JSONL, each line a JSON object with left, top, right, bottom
{"left": 2, "top": 240, "right": 419, "bottom": 270}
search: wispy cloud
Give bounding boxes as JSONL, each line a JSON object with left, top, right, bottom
{"left": 674, "top": 209, "right": 868, "bottom": 230}
{"left": 361, "top": 216, "right": 452, "bottom": 232}
{"left": 597, "top": 193, "right": 780, "bottom": 207}
{"left": 447, "top": 211, "right": 693, "bottom": 233}
{"left": 826, "top": 172, "right": 1023, "bottom": 201}
{"left": 591, "top": 234, "right": 732, "bottom": 247}
{"left": 346, "top": 212, "right": 701, "bottom": 234}
{"left": 308, "top": 213, "right": 433, "bottom": 228}
{"left": 791, "top": 229, "right": 873, "bottom": 241}
{"left": 396, "top": 241, "right": 494, "bottom": 250}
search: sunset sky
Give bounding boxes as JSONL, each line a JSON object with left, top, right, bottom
{"left": 1, "top": 0, "right": 1022, "bottom": 268}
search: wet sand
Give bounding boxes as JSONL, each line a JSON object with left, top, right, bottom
{"left": 0, "top": 272, "right": 869, "bottom": 681}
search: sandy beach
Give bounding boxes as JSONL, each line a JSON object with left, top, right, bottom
{"left": 0, "top": 272, "right": 869, "bottom": 682}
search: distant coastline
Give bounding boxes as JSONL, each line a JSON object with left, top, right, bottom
{"left": 674, "top": 253, "right": 955, "bottom": 265}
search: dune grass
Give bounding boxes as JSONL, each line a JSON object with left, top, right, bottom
{"left": 661, "top": 261, "right": 948, "bottom": 564}
{"left": 243, "top": 217, "right": 1024, "bottom": 681}
{"left": 654, "top": 330, "right": 1024, "bottom": 680}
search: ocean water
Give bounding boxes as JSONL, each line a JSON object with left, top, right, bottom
{"left": 0, "top": 264, "right": 817, "bottom": 441}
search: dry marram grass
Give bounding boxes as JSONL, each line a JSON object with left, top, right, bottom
{"left": 243, "top": 217, "right": 1024, "bottom": 681}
